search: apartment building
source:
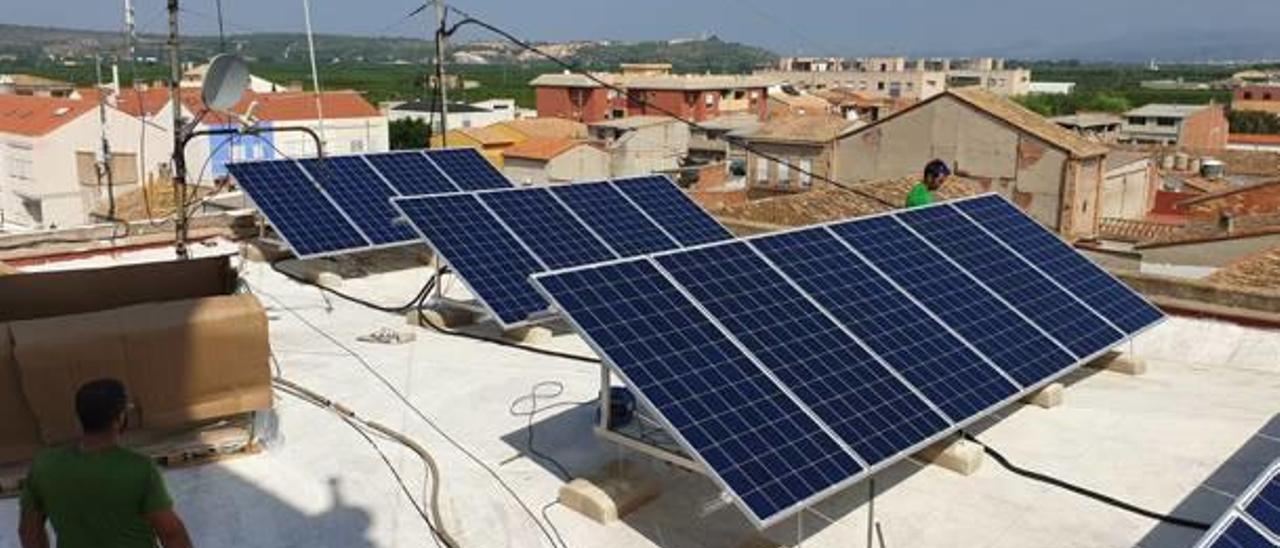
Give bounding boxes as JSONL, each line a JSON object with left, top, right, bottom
{"left": 531, "top": 69, "right": 770, "bottom": 124}
{"left": 1120, "top": 104, "right": 1228, "bottom": 150}
{"left": 757, "top": 56, "right": 1031, "bottom": 101}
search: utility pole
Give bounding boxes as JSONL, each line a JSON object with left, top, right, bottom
{"left": 95, "top": 55, "right": 117, "bottom": 220}
{"left": 435, "top": 0, "right": 449, "bottom": 147}
{"left": 303, "top": 0, "right": 326, "bottom": 154}
{"left": 168, "top": 0, "right": 189, "bottom": 259}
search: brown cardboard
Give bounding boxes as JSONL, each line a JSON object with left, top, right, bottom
{"left": 0, "top": 324, "right": 42, "bottom": 464}
{"left": 11, "top": 294, "right": 272, "bottom": 444}
{"left": 0, "top": 255, "right": 234, "bottom": 322}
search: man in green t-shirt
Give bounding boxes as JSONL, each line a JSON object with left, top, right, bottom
{"left": 19, "top": 378, "right": 193, "bottom": 548}
{"left": 905, "top": 159, "right": 952, "bottom": 208}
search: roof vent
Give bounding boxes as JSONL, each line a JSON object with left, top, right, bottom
{"left": 53, "top": 107, "right": 70, "bottom": 116}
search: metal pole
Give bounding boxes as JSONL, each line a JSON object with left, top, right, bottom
{"left": 434, "top": 0, "right": 449, "bottom": 147}
{"left": 168, "top": 0, "right": 189, "bottom": 259}
{"left": 867, "top": 477, "right": 876, "bottom": 548}
{"left": 215, "top": 0, "right": 226, "bottom": 52}
{"left": 302, "top": 0, "right": 326, "bottom": 155}
{"left": 95, "top": 55, "right": 117, "bottom": 220}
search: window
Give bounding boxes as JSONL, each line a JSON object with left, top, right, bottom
{"left": 777, "top": 161, "right": 790, "bottom": 187}
{"left": 1129, "top": 117, "right": 1147, "bottom": 125}
{"left": 1156, "top": 117, "right": 1177, "bottom": 127}
{"left": 754, "top": 156, "right": 768, "bottom": 184}
{"left": 877, "top": 82, "right": 885, "bottom": 91}
{"left": 5, "top": 143, "right": 33, "bottom": 181}
{"left": 799, "top": 158, "right": 812, "bottom": 187}
{"left": 705, "top": 93, "right": 716, "bottom": 107}
{"left": 351, "top": 139, "right": 365, "bottom": 152}
{"left": 733, "top": 90, "right": 745, "bottom": 100}
{"left": 1266, "top": 93, "right": 1274, "bottom": 101}
{"left": 1244, "top": 92, "right": 1254, "bottom": 100}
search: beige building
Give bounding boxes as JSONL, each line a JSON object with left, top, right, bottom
{"left": 743, "top": 115, "right": 856, "bottom": 194}
{"left": 502, "top": 138, "right": 609, "bottom": 184}
{"left": 588, "top": 116, "right": 690, "bottom": 177}
{"left": 757, "top": 57, "right": 1031, "bottom": 101}
{"left": 1100, "top": 151, "right": 1157, "bottom": 220}
{"left": 833, "top": 88, "right": 1109, "bottom": 238}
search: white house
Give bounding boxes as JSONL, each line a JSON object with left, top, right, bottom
{"left": 388, "top": 99, "right": 516, "bottom": 131}
{"left": 588, "top": 116, "right": 690, "bottom": 177}
{"left": 0, "top": 93, "right": 162, "bottom": 229}
{"left": 1029, "top": 82, "right": 1076, "bottom": 95}
{"left": 502, "top": 138, "right": 609, "bottom": 184}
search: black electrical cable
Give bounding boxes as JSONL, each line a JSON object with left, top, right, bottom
{"left": 244, "top": 279, "right": 563, "bottom": 548}
{"left": 268, "top": 258, "right": 437, "bottom": 314}
{"left": 961, "top": 432, "right": 1212, "bottom": 531}
{"left": 437, "top": 6, "right": 898, "bottom": 209}
{"left": 507, "top": 381, "right": 597, "bottom": 481}
{"left": 541, "top": 500, "right": 569, "bottom": 548}
{"left": 416, "top": 308, "right": 602, "bottom": 364}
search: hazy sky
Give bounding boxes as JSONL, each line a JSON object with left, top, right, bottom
{"left": 6, "top": 0, "right": 1279, "bottom": 56}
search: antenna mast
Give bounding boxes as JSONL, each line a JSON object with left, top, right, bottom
{"left": 168, "top": 0, "right": 190, "bottom": 258}
{"left": 302, "top": 0, "right": 326, "bottom": 155}
{"left": 435, "top": 0, "right": 449, "bottom": 147}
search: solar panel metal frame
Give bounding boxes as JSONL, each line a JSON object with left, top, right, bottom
{"left": 1196, "top": 459, "right": 1280, "bottom": 547}
{"left": 532, "top": 192, "right": 1167, "bottom": 529}
{"left": 390, "top": 194, "right": 555, "bottom": 330}
{"left": 227, "top": 158, "right": 381, "bottom": 260}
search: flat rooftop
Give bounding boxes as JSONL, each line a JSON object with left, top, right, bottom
{"left": 2, "top": 249, "right": 1278, "bottom": 548}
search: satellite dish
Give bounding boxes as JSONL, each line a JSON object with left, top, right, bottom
{"left": 202, "top": 54, "right": 251, "bottom": 112}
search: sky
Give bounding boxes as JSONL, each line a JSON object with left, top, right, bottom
{"left": 6, "top": 0, "right": 1280, "bottom": 58}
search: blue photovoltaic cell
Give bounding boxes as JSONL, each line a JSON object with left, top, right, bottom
{"left": 1204, "top": 517, "right": 1275, "bottom": 548}
{"left": 550, "top": 182, "right": 678, "bottom": 256}
{"left": 227, "top": 160, "right": 368, "bottom": 257}
{"left": 898, "top": 205, "right": 1125, "bottom": 359}
{"left": 1245, "top": 475, "right": 1280, "bottom": 537}
{"left": 363, "top": 151, "right": 459, "bottom": 195}
{"left": 753, "top": 228, "right": 1017, "bottom": 421}
{"left": 955, "top": 196, "right": 1164, "bottom": 334}
{"left": 612, "top": 176, "right": 733, "bottom": 245}
{"left": 655, "top": 242, "right": 950, "bottom": 464}
{"left": 532, "top": 259, "right": 863, "bottom": 525}
{"left": 479, "top": 189, "right": 617, "bottom": 269}
{"left": 393, "top": 194, "right": 548, "bottom": 325}
{"left": 831, "top": 217, "right": 1076, "bottom": 388}
{"left": 297, "top": 157, "right": 416, "bottom": 245}
{"left": 425, "top": 148, "right": 511, "bottom": 190}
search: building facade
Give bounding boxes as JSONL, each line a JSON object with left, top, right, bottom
{"left": 588, "top": 116, "right": 690, "bottom": 177}
{"left": 531, "top": 72, "right": 769, "bottom": 124}
{"left": 1120, "top": 104, "right": 1228, "bottom": 150}
{"left": 833, "top": 88, "right": 1109, "bottom": 238}
{"left": 742, "top": 115, "right": 853, "bottom": 194}
{"left": 502, "top": 139, "right": 609, "bottom": 184}
{"left": 1232, "top": 84, "right": 1280, "bottom": 115}
{"left": 755, "top": 57, "right": 1031, "bottom": 101}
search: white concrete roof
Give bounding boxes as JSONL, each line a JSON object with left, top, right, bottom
{"left": 1125, "top": 104, "right": 1214, "bottom": 118}
{"left": 2, "top": 250, "right": 1279, "bottom": 548}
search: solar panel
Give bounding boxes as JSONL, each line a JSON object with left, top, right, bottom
{"left": 611, "top": 175, "right": 733, "bottom": 245}
{"left": 830, "top": 216, "right": 1077, "bottom": 388}
{"left": 425, "top": 148, "right": 512, "bottom": 190}
{"left": 227, "top": 160, "right": 369, "bottom": 258}
{"left": 898, "top": 205, "right": 1125, "bottom": 359}
{"left": 479, "top": 188, "right": 618, "bottom": 269}
{"left": 550, "top": 182, "right": 679, "bottom": 256}
{"left": 751, "top": 227, "right": 1018, "bottom": 421}
{"left": 531, "top": 259, "right": 864, "bottom": 527}
{"left": 654, "top": 242, "right": 951, "bottom": 464}
{"left": 363, "top": 151, "right": 459, "bottom": 195}
{"left": 1245, "top": 470, "right": 1280, "bottom": 538}
{"left": 392, "top": 194, "right": 549, "bottom": 326}
{"left": 1199, "top": 516, "right": 1276, "bottom": 548}
{"left": 954, "top": 195, "right": 1164, "bottom": 335}
{"left": 297, "top": 157, "right": 417, "bottom": 245}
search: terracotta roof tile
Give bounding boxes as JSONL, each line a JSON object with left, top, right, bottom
{"left": 0, "top": 94, "right": 96, "bottom": 136}
{"left": 179, "top": 89, "right": 379, "bottom": 123}
{"left": 1097, "top": 217, "right": 1183, "bottom": 243}
{"left": 1229, "top": 133, "right": 1280, "bottom": 146}
{"left": 1137, "top": 211, "right": 1280, "bottom": 248}
{"left": 1207, "top": 245, "right": 1280, "bottom": 290}
{"left": 502, "top": 138, "right": 585, "bottom": 161}
{"left": 498, "top": 117, "right": 588, "bottom": 140}
{"left": 744, "top": 114, "right": 856, "bottom": 144}
{"left": 710, "top": 176, "right": 983, "bottom": 227}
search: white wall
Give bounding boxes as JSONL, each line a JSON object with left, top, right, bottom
{"left": 1101, "top": 160, "right": 1152, "bottom": 219}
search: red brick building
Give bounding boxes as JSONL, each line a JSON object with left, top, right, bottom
{"left": 1233, "top": 84, "right": 1280, "bottom": 115}
{"left": 531, "top": 72, "right": 770, "bottom": 124}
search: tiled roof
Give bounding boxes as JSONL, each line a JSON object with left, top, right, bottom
{"left": 1207, "top": 245, "right": 1280, "bottom": 290}
{"left": 838, "top": 88, "right": 1108, "bottom": 159}
{"left": 1097, "top": 217, "right": 1183, "bottom": 243}
{"left": 1177, "top": 178, "right": 1280, "bottom": 207}
{"left": 710, "top": 176, "right": 983, "bottom": 227}
{"left": 1050, "top": 112, "right": 1123, "bottom": 128}
{"left": 498, "top": 117, "right": 588, "bottom": 140}
{"left": 1137, "top": 211, "right": 1280, "bottom": 249}
{"left": 743, "top": 114, "right": 856, "bottom": 144}
{"left": 528, "top": 73, "right": 616, "bottom": 88}
{"left": 768, "top": 92, "right": 833, "bottom": 112}
{"left": 0, "top": 94, "right": 96, "bottom": 137}
{"left": 1125, "top": 104, "right": 1213, "bottom": 118}
{"left": 1229, "top": 133, "right": 1280, "bottom": 146}
{"left": 502, "top": 138, "right": 586, "bottom": 161}
{"left": 588, "top": 115, "right": 676, "bottom": 130}
{"left": 1105, "top": 150, "right": 1150, "bottom": 171}
{"left": 0, "top": 73, "right": 72, "bottom": 88}
{"left": 180, "top": 89, "right": 379, "bottom": 123}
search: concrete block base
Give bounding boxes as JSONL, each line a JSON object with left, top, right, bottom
{"left": 916, "top": 437, "right": 983, "bottom": 476}
{"left": 1021, "top": 383, "right": 1064, "bottom": 409}
{"left": 557, "top": 459, "right": 661, "bottom": 525}
{"left": 503, "top": 325, "right": 553, "bottom": 344}
{"left": 1089, "top": 353, "right": 1148, "bottom": 376}
{"left": 408, "top": 306, "right": 478, "bottom": 329}
{"left": 242, "top": 239, "right": 293, "bottom": 263}
{"left": 275, "top": 260, "right": 344, "bottom": 288}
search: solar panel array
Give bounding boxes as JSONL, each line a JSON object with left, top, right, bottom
{"left": 531, "top": 194, "right": 1165, "bottom": 528}
{"left": 1198, "top": 459, "right": 1280, "bottom": 548}
{"left": 392, "top": 176, "right": 733, "bottom": 327}
{"left": 227, "top": 148, "right": 513, "bottom": 259}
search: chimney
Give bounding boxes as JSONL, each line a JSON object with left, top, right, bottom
{"left": 1218, "top": 210, "right": 1235, "bottom": 234}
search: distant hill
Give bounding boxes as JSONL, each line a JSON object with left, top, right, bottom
{"left": 0, "top": 23, "right": 777, "bottom": 72}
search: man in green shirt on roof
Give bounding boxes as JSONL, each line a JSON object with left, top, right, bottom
{"left": 905, "top": 159, "right": 952, "bottom": 208}
{"left": 19, "top": 378, "right": 193, "bottom": 548}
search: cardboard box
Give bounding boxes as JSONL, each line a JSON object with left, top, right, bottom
{"left": 11, "top": 294, "right": 272, "bottom": 444}
{"left": 0, "top": 324, "right": 41, "bottom": 464}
